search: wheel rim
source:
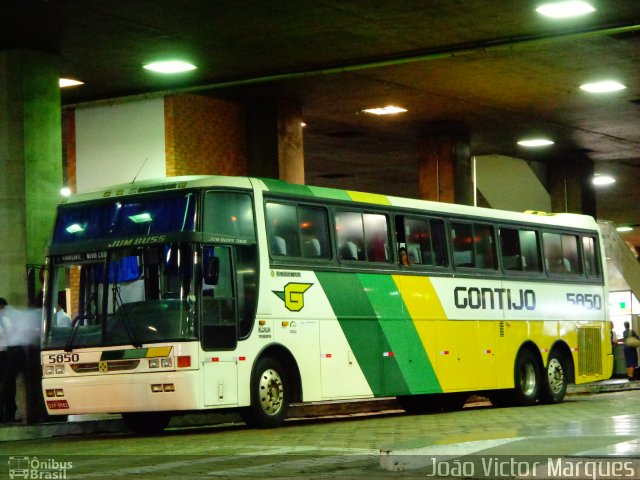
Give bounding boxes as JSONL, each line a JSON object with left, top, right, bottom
{"left": 519, "top": 360, "right": 537, "bottom": 397}
{"left": 258, "top": 368, "right": 284, "bottom": 416}
{"left": 546, "top": 357, "right": 565, "bottom": 394}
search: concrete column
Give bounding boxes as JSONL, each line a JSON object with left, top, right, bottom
{"left": 246, "top": 99, "right": 305, "bottom": 184}
{"left": 549, "top": 157, "right": 596, "bottom": 216}
{"left": 0, "top": 50, "right": 62, "bottom": 306}
{"left": 0, "top": 49, "right": 61, "bottom": 425}
{"left": 418, "top": 123, "right": 472, "bottom": 205}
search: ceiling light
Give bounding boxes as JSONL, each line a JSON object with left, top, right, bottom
{"left": 536, "top": 1, "right": 595, "bottom": 18}
{"left": 65, "top": 224, "right": 85, "bottom": 234}
{"left": 517, "top": 138, "right": 555, "bottom": 147}
{"left": 59, "top": 78, "right": 84, "bottom": 88}
{"left": 143, "top": 60, "right": 197, "bottom": 74}
{"left": 592, "top": 175, "right": 615, "bottom": 186}
{"left": 616, "top": 226, "right": 633, "bottom": 233}
{"left": 362, "top": 106, "right": 408, "bottom": 115}
{"left": 129, "top": 213, "right": 153, "bottom": 223}
{"left": 580, "top": 81, "right": 626, "bottom": 93}
{"left": 60, "top": 187, "right": 72, "bottom": 197}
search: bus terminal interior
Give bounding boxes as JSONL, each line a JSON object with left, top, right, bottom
{"left": 2, "top": 1, "right": 640, "bottom": 427}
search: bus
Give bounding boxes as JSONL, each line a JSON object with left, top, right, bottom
{"left": 41, "top": 175, "right": 612, "bottom": 433}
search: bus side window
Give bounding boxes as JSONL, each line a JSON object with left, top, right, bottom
{"left": 543, "top": 232, "right": 581, "bottom": 275}
{"left": 500, "top": 228, "right": 540, "bottom": 272}
{"left": 582, "top": 236, "right": 600, "bottom": 278}
{"left": 265, "top": 203, "right": 299, "bottom": 258}
{"left": 299, "top": 205, "right": 331, "bottom": 259}
{"left": 336, "top": 211, "right": 365, "bottom": 261}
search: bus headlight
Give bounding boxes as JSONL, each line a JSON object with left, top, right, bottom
{"left": 45, "top": 366, "right": 55, "bottom": 375}
{"left": 161, "top": 358, "right": 173, "bottom": 368}
{"left": 55, "top": 365, "right": 65, "bottom": 374}
{"left": 149, "top": 359, "right": 159, "bottom": 368}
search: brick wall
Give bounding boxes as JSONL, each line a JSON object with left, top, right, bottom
{"left": 164, "top": 94, "right": 247, "bottom": 177}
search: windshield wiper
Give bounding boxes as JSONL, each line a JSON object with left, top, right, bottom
{"left": 64, "top": 292, "right": 95, "bottom": 353}
{"left": 112, "top": 279, "right": 142, "bottom": 348}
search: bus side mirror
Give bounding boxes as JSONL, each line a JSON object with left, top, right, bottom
{"left": 204, "top": 256, "right": 220, "bottom": 285}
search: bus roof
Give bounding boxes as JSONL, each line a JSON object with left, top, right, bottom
{"left": 62, "top": 175, "right": 598, "bottom": 232}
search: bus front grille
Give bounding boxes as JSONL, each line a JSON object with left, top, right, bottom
{"left": 71, "top": 359, "right": 141, "bottom": 373}
{"left": 577, "top": 326, "right": 602, "bottom": 377}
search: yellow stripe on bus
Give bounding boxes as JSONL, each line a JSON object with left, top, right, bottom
{"left": 346, "top": 191, "right": 391, "bottom": 205}
{"left": 146, "top": 346, "right": 173, "bottom": 357}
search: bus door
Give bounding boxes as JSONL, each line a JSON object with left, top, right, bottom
{"left": 201, "top": 245, "right": 238, "bottom": 406}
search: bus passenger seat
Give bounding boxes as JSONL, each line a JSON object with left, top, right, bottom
{"left": 407, "top": 243, "right": 421, "bottom": 264}
{"left": 339, "top": 241, "right": 358, "bottom": 260}
{"left": 271, "top": 236, "right": 287, "bottom": 256}
{"left": 302, "top": 238, "right": 321, "bottom": 257}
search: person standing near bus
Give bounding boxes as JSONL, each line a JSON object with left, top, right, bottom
{"left": 0, "top": 298, "right": 26, "bottom": 422}
{"left": 622, "top": 321, "right": 640, "bottom": 381}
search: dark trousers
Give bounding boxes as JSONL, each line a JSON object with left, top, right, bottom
{"left": 0, "top": 346, "right": 26, "bottom": 421}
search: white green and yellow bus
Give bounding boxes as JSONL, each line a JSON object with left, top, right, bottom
{"left": 41, "top": 175, "right": 612, "bottom": 433}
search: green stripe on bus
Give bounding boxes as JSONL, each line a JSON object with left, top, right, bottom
{"left": 357, "top": 274, "right": 442, "bottom": 394}
{"left": 260, "top": 178, "right": 314, "bottom": 196}
{"left": 317, "top": 272, "right": 431, "bottom": 396}
{"left": 307, "top": 185, "right": 351, "bottom": 201}
{"left": 316, "top": 272, "right": 385, "bottom": 395}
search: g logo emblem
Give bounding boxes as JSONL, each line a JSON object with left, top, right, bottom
{"left": 273, "top": 283, "right": 313, "bottom": 312}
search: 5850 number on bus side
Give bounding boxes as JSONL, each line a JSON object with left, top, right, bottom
{"left": 566, "top": 293, "right": 602, "bottom": 310}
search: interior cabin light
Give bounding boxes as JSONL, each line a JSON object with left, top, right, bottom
{"left": 65, "top": 224, "right": 85, "bottom": 234}
{"left": 128, "top": 212, "right": 152, "bottom": 223}
{"left": 616, "top": 226, "right": 633, "bottom": 233}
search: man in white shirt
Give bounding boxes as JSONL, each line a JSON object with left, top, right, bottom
{"left": 0, "top": 297, "right": 25, "bottom": 423}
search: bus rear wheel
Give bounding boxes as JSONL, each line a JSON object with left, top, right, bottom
{"left": 242, "top": 357, "right": 289, "bottom": 428}
{"left": 122, "top": 412, "right": 171, "bottom": 435}
{"left": 510, "top": 349, "right": 541, "bottom": 406}
{"left": 491, "top": 349, "right": 541, "bottom": 407}
{"left": 540, "top": 351, "right": 568, "bottom": 404}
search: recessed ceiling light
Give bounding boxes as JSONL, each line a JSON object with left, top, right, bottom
{"left": 517, "top": 138, "right": 555, "bottom": 147}
{"left": 362, "top": 106, "right": 408, "bottom": 115}
{"left": 616, "top": 226, "right": 633, "bottom": 233}
{"left": 592, "top": 175, "right": 615, "bottom": 186}
{"left": 580, "top": 81, "right": 626, "bottom": 93}
{"left": 59, "top": 78, "right": 84, "bottom": 88}
{"left": 536, "top": 1, "right": 595, "bottom": 18}
{"left": 143, "top": 60, "right": 197, "bottom": 74}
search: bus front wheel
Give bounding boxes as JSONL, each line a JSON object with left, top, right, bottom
{"left": 242, "top": 357, "right": 289, "bottom": 428}
{"left": 122, "top": 412, "right": 171, "bottom": 435}
{"left": 540, "top": 351, "right": 568, "bottom": 404}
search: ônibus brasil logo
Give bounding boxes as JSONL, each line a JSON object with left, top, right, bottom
{"left": 272, "top": 283, "right": 313, "bottom": 312}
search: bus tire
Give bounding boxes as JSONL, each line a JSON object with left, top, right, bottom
{"left": 510, "top": 349, "right": 541, "bottom": 406}
{"left": 242, "top": 357, "right": 289, "bottom": 429}
{"left": 540, "top": 350, "right": 568, "bottom": 404}
{"left": 122, "top": 412, "right": 171, "bottom": 435}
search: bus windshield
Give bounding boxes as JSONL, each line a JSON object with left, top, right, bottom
{"left": 52, "top": 192, "right": 196, "bottom": 246}
{"left": 44, "top": 243, "right": 196, "bottom": 350}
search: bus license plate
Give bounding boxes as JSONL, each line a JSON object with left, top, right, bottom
{"left": 47, "top": 400, "right": 69, "bottom": 410}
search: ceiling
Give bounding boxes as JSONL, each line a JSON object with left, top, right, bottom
{"left": 4, "top": 1, "right": 640, "bottom": 247}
